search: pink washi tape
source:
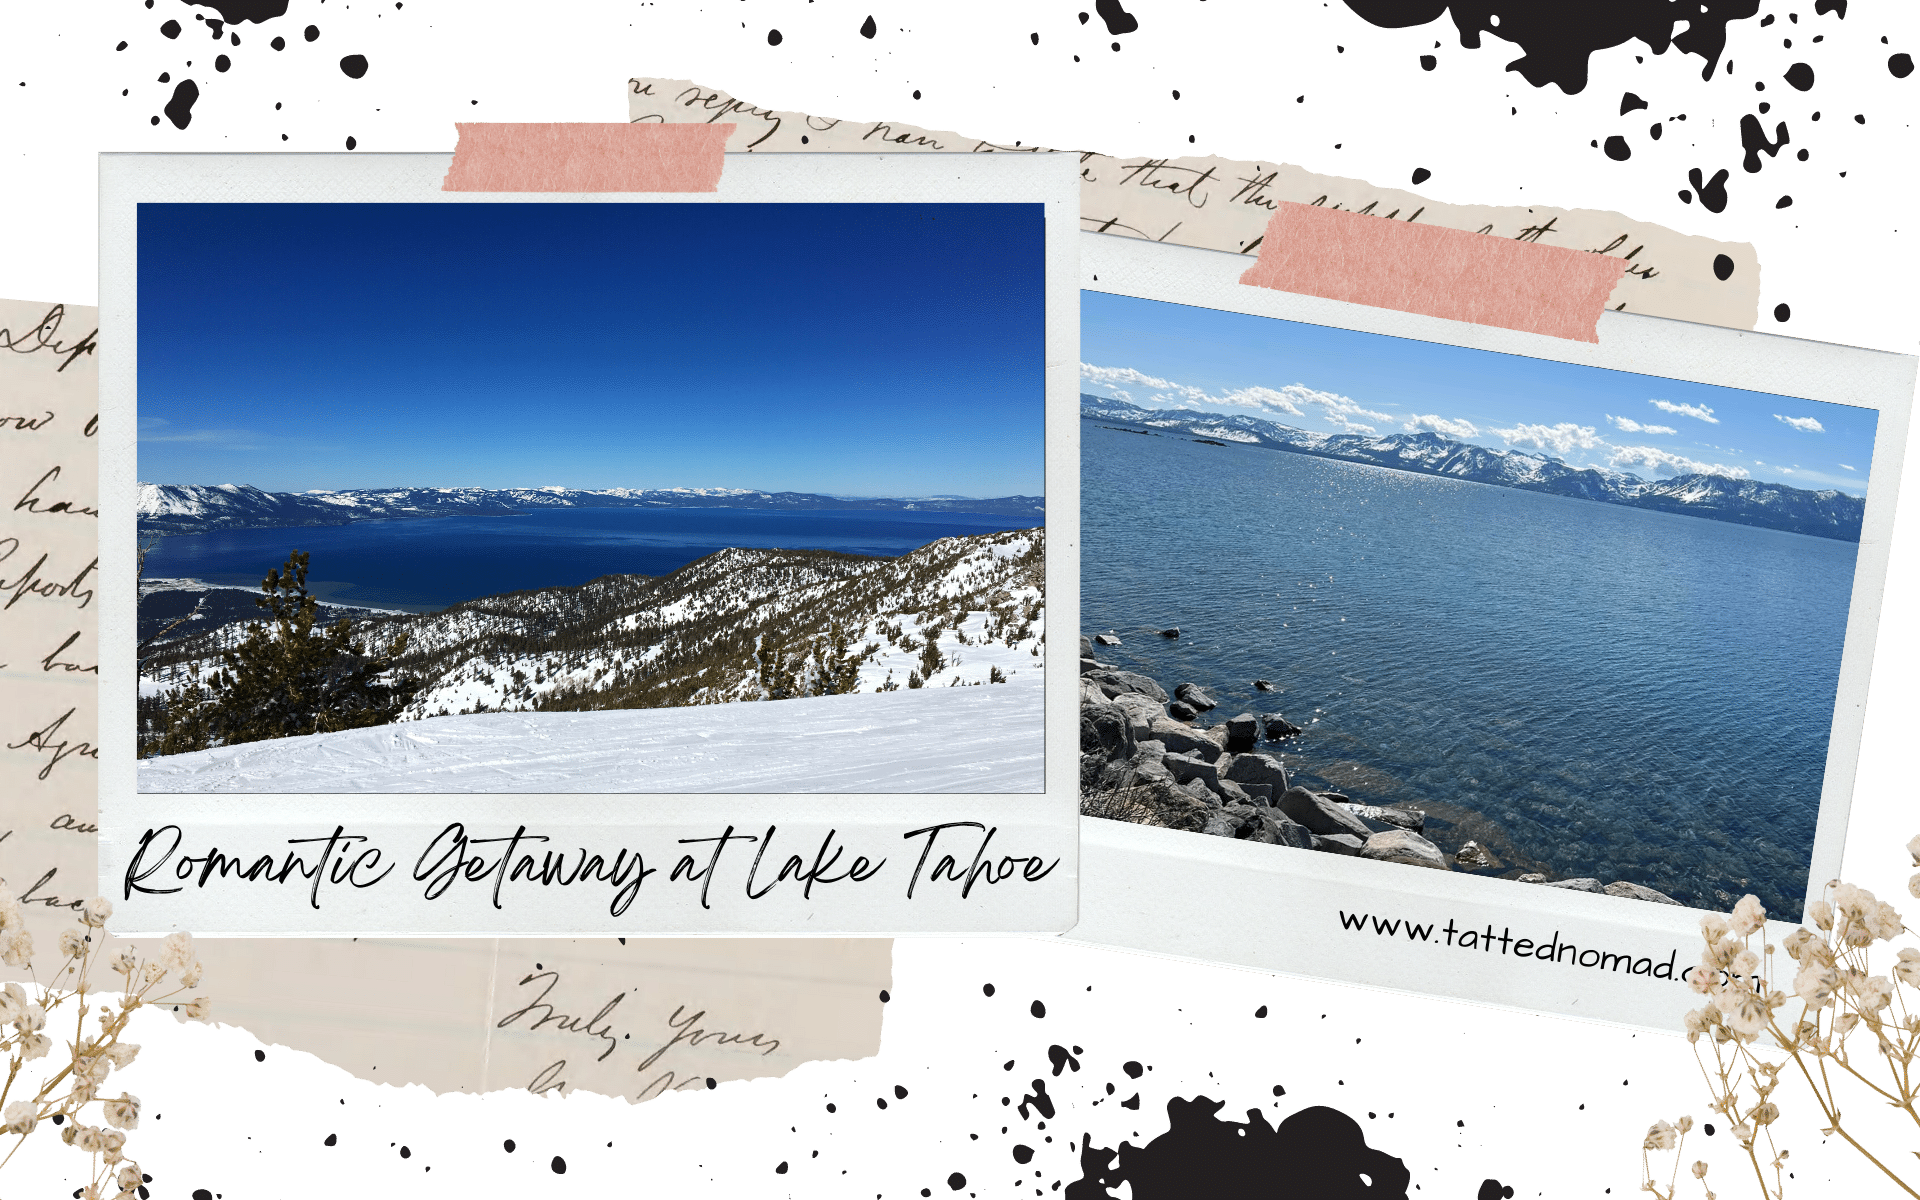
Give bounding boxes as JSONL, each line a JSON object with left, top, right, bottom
{"left": 1239, "top": 202, "right": 1627, "bottom": 343}
{"left": 442, "top": 123, "right": 732, "bottom": 193}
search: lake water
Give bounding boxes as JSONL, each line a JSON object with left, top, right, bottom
{"left": 142, "top": 507, "right": 1036, "bottom": 612}
{"left": 1082, "top": 421, "right": 1859, "bottom": 912}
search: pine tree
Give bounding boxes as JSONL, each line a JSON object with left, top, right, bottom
{"left": 757, "top": 632, "right": 799, "bottom": 699}
{"left": 155, "top": 550, "right": 418, "bottom": 754}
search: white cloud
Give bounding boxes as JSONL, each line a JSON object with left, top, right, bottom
{"left": 1403, "top": 413, "right": 1480, "bottom": 438}
{"left": 136, "top": 416, "right": 266, "bottom": 450}
{"left": 1774, "top": 413, "right": 1826, "bottom": 433}
{"left": 1608, "top": 445, "right": 1750, "bottom": 479}
{"left": 1650, "top": 399, "right": 1719, "bottom": 424}
{"left": 1491, "top": 422, "right": 1603, "bottom": 456}
{"left": 1840, "top": 463, "right": 1858, "bottom": 471}
{"left": 1606, "top": 414, "right": 1678, "bottom": 435}
{"left": 1079, "top": 364, "right": 1389, "bottom": 434}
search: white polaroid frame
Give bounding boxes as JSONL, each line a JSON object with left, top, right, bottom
{"left": 1062, "top": 231, "right": 1917, "bottom": 1032}
{"left": 97, "top": 152, "right": 1080, "bottom": 937}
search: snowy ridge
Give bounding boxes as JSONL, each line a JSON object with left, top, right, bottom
{"left": 138, "top": 527, "right": 1046, "bottom": 741}
{"left": 138, "top": 482, "right": 1046, "bottom": 534}
{"left": 1083, "top": 395, "right": 1865, "bottom": 541}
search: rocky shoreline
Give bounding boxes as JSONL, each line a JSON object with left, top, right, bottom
{"left": 1078, "top": 634, "right": 1681, "bottom": 905}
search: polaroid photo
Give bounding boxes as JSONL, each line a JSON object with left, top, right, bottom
{"left": 97, "top": 150, "right": 1080, "bottom": 936}
{"left": 1065, "top": 230, "right": 1917, "bottom": 1031}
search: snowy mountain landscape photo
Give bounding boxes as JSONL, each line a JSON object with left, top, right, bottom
{"left": 133, "top": 200, "right": 1047, "bottom": 794}
{"left": 1077, "top": 291, "right": 1877, "bottom": 914}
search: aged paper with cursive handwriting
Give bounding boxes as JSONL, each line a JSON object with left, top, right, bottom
{"left": 0, "top": 296, "right": 889, "bottom": 1099}
{"left": 628, "top": 77, "right": 1759, "bottom": 332}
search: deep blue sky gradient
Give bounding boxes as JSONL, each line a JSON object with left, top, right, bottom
{"left": 1082, "top": 291, "right": 1878, "bottom": 496}
{"left": 138, "top": 202, "right": 1045, "bottom": 496}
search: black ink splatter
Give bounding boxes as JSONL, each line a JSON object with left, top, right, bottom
{"left": 1775, "top": 194, "right": 1793, "bottom": 207}
{"left": 1813, "top": 0, "right": 1845, "bottom": 16}
{"left": 1343, "top": 0, "right": 1758, "bottom": 93}
{"left": 1018, "top": 1079, "right": 1056, "bottom": 1120}
{"left": 345, "top": 135, "right": 357, "bottom": 150}
{"left": 1048, "top": 1045, "right": 1082, "bottom": 1076}
{"left": 270, "top": 35, "right": 284, "bottom": 49}
{"left": 253, "top": 1050, "right": 264, "bottom": 1062}
{"left": 399, "top": 1147, "right": 411, "bottom": 1159}
{"left": 1254, "top": 1004, "right": 1270, "bottom": 1018}
{"left": 1783, "top": 62, "right": 1815, "bottom": 90}
{"left": 184, "top": 0, "right": 288, "bottom": 20}
{"left": 1713, "top": 253, "right": 1735, "bottom": 280}
{"left": 1477, "top": 1182, "right": 1516, "bottom": 1200}
{"left": 160, "top": 19, "right": 181, "bottom": 37}
{"left": 860, "top": 15, "right": 876, "bottom": 37}
{"left": 1123, "top": 1061, "right": 1144, "bottom": 1078}
{"left": 1013, "top": 1145, "right": 1036, "bottom": 1164}
{"left": 1603, "top": 135, "right": 1631, "bottom": 160}
{"left": 214, "top": 54, "right": 230, "bottom": 71}
{"left": 776, "top": 1162, "right": 789, "bottom": 1174}
{"left": 303, "top": 23, "right": 320, "bottom": 40}
{"left": 551, "top": 1156, "right": 567, "bottom": 1174}
{"left": 1690, "top": 166, "right": 1730, "bottom": 212}
{"left": 1095, "top": 0, "right": 1139, "bottom": 36}
{"left": 983, "top": 983, "right": 995, "bottom": 997}
{"left": 1739, "top": 115, "right": 1789, "bottom": 171}
{"left": 1620, "top": 91, "right": 1648, "bottom": 114}
{"left": 767, "top": 28, "right": 783, "bottom": 45}
{"left": 1070, "top": 1099, "right": 1410, "bottom": 1198}
{"left": 503, "top": 1139, "right": 516, "bottom": 1152}
{"left": 162, "top": 79, "right": 199, "bottom": 129}
{"left": 323, "top": 1134, "right": 337, "bottom": 1147}
{"left": 1891, "top": 53, "right": 1914, "bottom": 78}
{"left": 1774, "top": 303, "right": 1791, "bottom": 322}
{"left": 947, "top": 1173, "right": 966, "bottom": 1191}
{"left": 1419, "top": 53, "right": 1436, "bottom": 70}
{"left": 339, "top": 54, "right": 368, "bottom": 79}
{"left": 1031, "top": 1000, "right": 1047, "bottom": 1018}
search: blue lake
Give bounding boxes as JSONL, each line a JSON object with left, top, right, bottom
{"left": 142, "top": 507, "right": 1036, "bottom": 611}
{"left": 1082, "top": 421, "right": 1859, "bottom": 912}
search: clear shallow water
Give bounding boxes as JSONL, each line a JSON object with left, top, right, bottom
{"left": 142, "top": 507, "right": 1033, "bottom": 611}
{"left": 1082, "top": 422, "right": 1858, "bottom": 912}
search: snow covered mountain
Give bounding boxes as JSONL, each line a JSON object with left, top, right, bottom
{"left": 138, "top": 527, "right": 1046, "bottom": 750}
{"left": 136, "top": 482, "right": 1046, "bottom": 534}
{"left": 1084, "top": 395, "right": 1865, "bottom": 541}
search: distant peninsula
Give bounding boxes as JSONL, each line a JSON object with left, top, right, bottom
{"left": 138, "top": 483, "right": 1045, "bottom": 536}
{"left": 1083, "top": 394, "right": 1864, "bottom": 542}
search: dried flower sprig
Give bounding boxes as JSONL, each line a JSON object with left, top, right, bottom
{"left": 0, "top": 884, "right": 211, "bottom": 1199}
{"left": 1643, "top": 834, "right": 1920, "bottom": 1199}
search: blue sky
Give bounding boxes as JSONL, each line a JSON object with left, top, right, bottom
{"left": 1082, "top": 291, "right": 1878, "bottom": 496}
{"left": 138, "top": 202, "right": 1044, "bottom": 496}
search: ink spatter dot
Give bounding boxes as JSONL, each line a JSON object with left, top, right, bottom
{"left": 1030, "top": 1000, "right": 1046, "bottom": 1018}
{"left": 1420, "top": 54, "right": 1436, "bottom": 70}
{"left": 1478, "top": 1182, "right": 1516, "bottom": 1200}
{"left": 912, "top": 89, "right": 921, "bottom": 99}
{"left": 1892, "top": 53, "right": 1915, "bottom": 78}
{"left": 116, "top": 40, "right": 128, "bottom": 50}
{"left": 879, "top": 990, "right": 890, "bottom": 1003}
{"left": 1650, "top": 122, "right": 1662, "bottom": 139}
{"left": 345, "top": 136, "right": 357, "bottom": 149}
{"left": 826, "top": 1103, "right": 836, "bottom": 1112}
{"left": 1096, "top": 0, "right": 1138, "bottom": 35}
{"left": 1776, "top": 194, "right": 1793, "bottom": 207}
{"left": 776, "top": 1162, "right": 789, "bottom": 1174}
{"left": 1784, "top": 62, "right": 1815, "bottom": 91}
{"left": 1774, "top": 303, "right": 1791, "bottom": 322}
{"left": 214, "top": 53, "right": 230, "bottom": 71}
{"left": 1123, "top": 1061, "right": 1144, "bottom": 1079}
{"left": 192, "top": 1192, "right": 211, "bottom": 1200}
{"left": 1013, "top": 1145, "right": 1035, "bottom": 1164}
{"left": 1409, "top": 169, "right": 1429, "bottom": 186}
{"left": 1854, "top": 113, "right": 1866, "bottom": 123}
{"left": 895, "top": 1085, "right": 909, "bottom": 1099}
{"left": 303, "top": 23, "right": 319, "bottom": 40}
{"left": 253, "top": 1050, "right": 264, "bottom": 1062}
{"left": 983, "top": 983, "right": 995, "bottom": 997}
{"left": 503, "top": 1140, "right": 516, "bottom": 1153}
{"left": 340, "top": 54, "right": 368, "bottom": 78}
{"left": 1603, "top": 135, "right": 1631, "bottom": 160}
{"left": 1029, "top": 32, "right": 1038, "bottom": 43}
{"left": 399, "top": 1147, "right": 411, "bottom": 1159}
{"left": 159, "top": 71, "right": 170, "bottom": 82}
{"left": 767, "top": 28, "right": 782, "bottom": 45}
{"left": 947, "top": 1172, "right": 967, "bottom": 1190}
{"left": 859, "top": 15, "right": 876, "bottom": 38}
{"left": 323, "top": 1134, "right": 337, "bottom": 1147}
{"left": 270, "top": 35, "right": 283, "bottom": 48}
{"left": 1620, "top": 91, "right": 1647, "bottom": 115}
{"left": 161, "top": 19, "right": 181, "bottom": 37}
{"left": 1713, "top": 253, "right": 1735, "bottom": 280}
{"left": 1704, "top": 1123, "right": 1716, "bottom": 1135}
{"left": 551, "top": 1156, "right": 567, "bottom": 1174}
{"left": 163, "top": 79, "right": 199, "bottom": 129}
{"left": 1689, "top": 166, "right": 1730, "bottom": 213}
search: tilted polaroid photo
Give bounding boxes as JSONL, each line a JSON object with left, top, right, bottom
{"left": 1064, "top": 231, "right": 1916, "bottom": 1030}
{"left": 96, "top": 151, "right": 1080, "bottom": 936}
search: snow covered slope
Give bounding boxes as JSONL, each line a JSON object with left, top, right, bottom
{"left": 138, "top": 673, "right": 1043, "bottom": 793}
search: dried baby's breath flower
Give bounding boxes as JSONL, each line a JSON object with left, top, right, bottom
{"left": 2, "top": 1101, "right": 36, "bottom": 1135}
{"left": 1701, "top": 913, "right": 1733, "bottom": 945}
{"left": 1691, "top": 1161, "right": 1709, "bottom": 1179}
{"left": 18, "top": 1032, "right": 52, "bottom": 1062}
{"left": 101, "top": 1095, "right": 140, "bottom": 1132}
{"left": 1783, "top": 926, "right": 1816, "bottom": 961}
{"left": 1909, "top": 871, "right": 1920, "bottom": 900}
{"left": 1674, "top": 1115, "right": 1694, "bottom": 1134}
{"left": 0, "top": 927, "right": 33, "bottom": 968}
{"left": 1809, "top": 899, "right": 1835, "bottom": 930}
{"left": 158, "top": 932, "right": 192, "bottom": 973}
{"left": 138, "top": 962, "right": 165, "bottom": 987}
{"left": 103, "top": 1042, "right": 139, "bottom": 1070}
{"left": 0, "top": 981, "right": 25, "bottom": 1023}
{"left": 1731, "top": 895, "right": 1767, "bottom": 937}
{"left": 1713, "top": 987, "right": 1770, "bottom": 1040}
{"left": 115, "top": 1165, "right": 142, "bottom": 1192}
{"left": 1731, "top": 949, "right": 1760, "bottom": 978}
{"left": 58, "top": 928, "right": 86, "bottom": 960}
{"left": 1868, "top": 900, "right": 1906, "bottom": 942}
{"left": 72, "top": 1124, "right": 105, "bottom": 1152}
{"left": 1834, "top": 1010, "right": 1861, "bottom": 1038}
{"left": 1794, "top": 964, "right": 1839, "bottom": 1007}
{"left": 178, "top": 961, "right": 203, "bottom": 989}
{"left": 1752, "top": 1101, "right": 1780, "bottom": 1125}
{"left": 1644, "top": 1119, "right": 1679, "bottom": 1151}
{"left": 16, "top": 1001, "right": 47, "bottom": 1034}
{"left": 107, "top": 949, "right": 138, "bottom": 975}
{"left": 80, "top": 897, "right": 112, "bottom": 928}
{"left": 182, "top": 997, "right": 211, "bottom": 1022}
{"left": 1731, "top": 1122, "right": 1756, "bottom": 1147}
{"left": 1894, "top": 947, "right": 1920, "bottom": 988}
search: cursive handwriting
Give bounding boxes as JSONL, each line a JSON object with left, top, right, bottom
{"left": 903, "top": 822, "right": 1061, "bottom": 899}
{"left": 6, "top": 707, "right": 97, "bottom": 780}
{"left": 0, "top": 411, "right": 54, "bottom": 431}
{"left": 0, "top": 304, "right": 98, "bottom": 373}
{"left": 413, "top": 823, "right": 657, "bottom": 915}
{"left": 38, "top": 630, "right": 94, "bottom": 674}
{"left": 635, "top": 1004, "right": 780, "bottom": 1074}
{"left": 122, "top": 824, "right": 394, "bottom": 908}
{"left": 0, "top": 541, "right": 96, "bottom": 610}
{"left": 48, "top": 813, "right": 97, "bottom": 834}
{"left": 14, "top": 466, "right": 97, "bottom": 518}
{"left": 497, "top": 969, "right": 624, "bottom": 1062}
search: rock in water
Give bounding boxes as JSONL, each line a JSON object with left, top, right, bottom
{"left": 1454, "top": 840, "right": 1495, "bottom": 870}
{"left": 1159, "top": 627, "right": 1180, "bottom": 638}
{"left": 1167, "top": 700, "right": 1199, "bottom": 722}
{"left": 1277, "top": 787, "right": 1372, "bottom": 838}
{"left": 1515, "top": 873, "right": 1549, "bottom": 884}
{"left": 1253, "top": 679, "right": 1275, "bottom": 691}
{"left": 1147, "top": 716, "right": 1225, "bottom": 761}
{"left": 1539, "top": 878, "right": 1606, "bottom": 894}
{"left": 1173, "top": 682, "right": 1219, "bottom": 711}
{"left": 1080, "top": 657, "right": 1100, "bottom": 676}
{"left": 1084, "top": 669, "right": 1170, "bottom": 704}
{"left": 1224, "top": 753, "right": 1290, "bottom": 794}
{"left": 1223, "top": 712, "right": 1258, "bottom": 752}
{"left": 1094, "top": 633, "right": 1123, "bottom": 646}
{"left": 1080, "top": 635, "right": 1096, "bottom": 658}
{"left": 1262, "top": 714, "right": 1303, "bottom": 740}
{"left": 1360, "top": 830, "right": 1449, "bottom": 870}
{"left": 1603, "top": 881, "right": 1682, "bottom": 905}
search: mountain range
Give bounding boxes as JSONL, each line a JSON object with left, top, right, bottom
{"left": 1082, "top": 394, "right": 1865, "bottom": 541}
{"left": 137, "top": 482, "right": 1046, "bottom": 535}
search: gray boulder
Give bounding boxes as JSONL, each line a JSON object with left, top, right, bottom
{"left": 1604, "top": 881, "right": 1682, "bottom": 905}
{"left": 1224, "top": 753, "right": 1290, "bottom": 794}
{"left": 1360, "top": 830, "right": 1449, "bottom": 871}
{"left": 1244, "top": 809, "right": 1314, "bottom": 848}
{"left": 1253, "top": 679, "right": 1275, "bottom": 691}
{"left": 1201, "top": 808, "right": 1248, "bottom": 838}
{"left": 1312, "top": 833, "right": 1365, "bottom": 856}
{"left": 1164, "top": 753, "right": 1221, "bottom": 790}
{"left": 1084, "top": 669, "right": 1170, "bottom": 704}
{"left": 1515, "top": 873, "right": 1549, "bottom": 884}
{"left": 1174, "top": 682, "right": 1219, "bottom": 711}
{"left": 1130, "top": 754, "right": 1174, "bottom": 786}
{"left": 1079, "top": 635, "right": 1096, "bottom": 659}
{"left": 1223, "top": 713, "right": 1259, "bottom": 753}
{"left": 1539, "top": 878, "right": 1606, "bottom": 894}
{"left": 1277, "top": 787, "right": 1373, "bottom": 838}
{"left": 1094, "top": 633, "right": 1123, "bottom": 647}
{"left": 1148, "top": 717, "right": 1224, "bottom": 761}
{"left": 1216, "top": 779, "right": 1256, "bottom": 806}
{"left": 1179, "top": 777, "right": 1218, "bottom": 805}
{"left": 1080, "top": 704, "right": 1134, "bottom": 760}
{"left": 1080, "top": 657, "right": 1100, "bottom": 676}
{"left": 1453, "top": 840, "right": 1495, "bottom": 870}
{"left": 1159, "top": 627, "right": 1180, "bottom": 638}
{"left": 1238, "top": 782, "right": 1274, "bottom": 805}
{"left": 1346, "top": 804, "right": 1424, "bottom": 834}
{"left": 1262, "top": 714, "right": 1304, "bottom": 740}
{"left": 1167, "top": 699, "right": 1200, "bottom": 722}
